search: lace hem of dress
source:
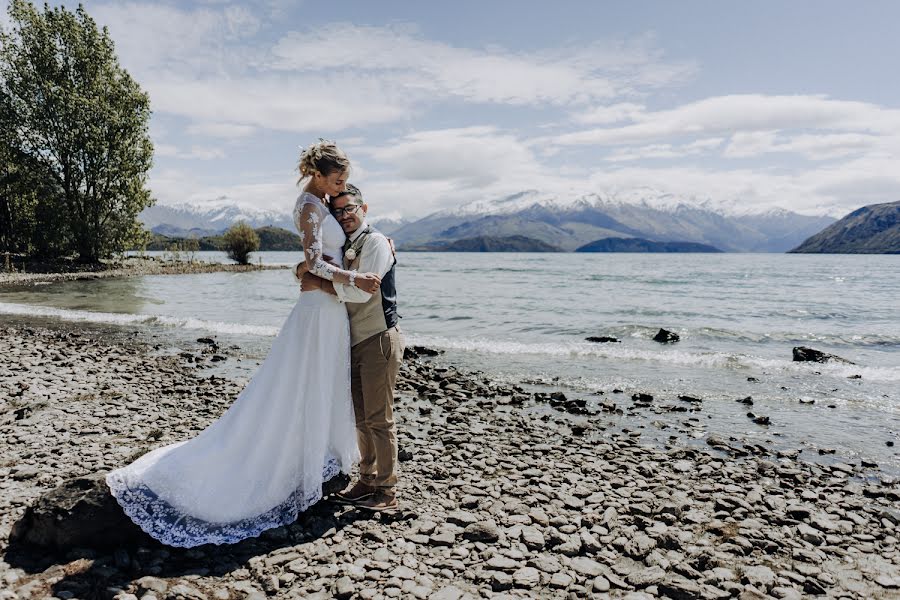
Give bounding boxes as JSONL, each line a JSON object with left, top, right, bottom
{"left": 106, "top": 457, "right": 341, "bottom": 548}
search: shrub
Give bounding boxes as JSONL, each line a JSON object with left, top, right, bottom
{"left": 222, "top": 222, "right": 259, "bottom": 265}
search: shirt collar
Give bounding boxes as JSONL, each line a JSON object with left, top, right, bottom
{"left": 348, "top": 220, "right": 369, "bottom": 243}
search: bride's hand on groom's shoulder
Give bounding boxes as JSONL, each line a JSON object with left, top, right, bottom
{"left": 355, "top": 272, "right": 381, "bottom": 293}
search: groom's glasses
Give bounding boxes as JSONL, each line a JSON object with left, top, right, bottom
{"left": 331, "top": 204, "right": 362, "bottom": 218}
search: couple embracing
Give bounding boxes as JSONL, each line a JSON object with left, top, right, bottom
{"left": 106, "top": 140, "right": 404, "bottom": 548}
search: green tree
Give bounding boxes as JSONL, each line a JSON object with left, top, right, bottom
{"left": 222, "top": 222, "right": 260, "bottom": 265}
{"left": 0, "top": 0, "right": 154, "bottom": 262}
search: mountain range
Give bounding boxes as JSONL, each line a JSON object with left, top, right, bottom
{"left": 790, "top": 200, "right": 900, "bottom": 253}
{"left": 140, "top": 190, "right": 836, "bottom": 253}
{"left": 389, "top": 190, "right": 835, "bottom": 252}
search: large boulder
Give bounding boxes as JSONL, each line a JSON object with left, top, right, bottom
{"left": 404, "top": 345, "right": 443, "bottom": 360}
{"left": 10, "top": 471, "right": 351, "bottom": 550}
{"left": 792, "top": 346, "right": 855, "bottom": 365}
{"left": 653, "top": 328, "right": 680, "bottom": 344}
{"left": 585, "top": 336, "right": 620, "bottom": 343}
{"left": 9, "top": 472, "right": 150, "bottom": 550}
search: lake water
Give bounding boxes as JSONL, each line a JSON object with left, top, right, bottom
{"left": 2, "top": 251, "right": 899, "bottom": 473}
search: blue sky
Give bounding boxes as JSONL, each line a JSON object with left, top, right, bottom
{"left": 3, "top": 1, "right": 900, "bottom": 218}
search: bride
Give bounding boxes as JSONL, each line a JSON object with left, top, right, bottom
{"left": 106, "top": 141, "right": 381, "bottom": 547}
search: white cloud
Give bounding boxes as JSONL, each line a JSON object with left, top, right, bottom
{"left": 583, "top": 148, "right": 900, "bottom": 216}
{"left": 554, "top": 94, "right": 900, "bottom": 146}
{"left": 155, "top": 144, "right": 226, "bottom": 160}
{"left": 606, "top": 137, "right": 724, "bottom": 161}
{"left": 725, "top": 131, "right": 881, "bottom": 160}
{"left": 367, "top": 127, "right": 542, "bottom": 188}
{"left": 150, "top": 167, "right": 299, "bottom": 211}
{"left": 268, "top": 24, "right": 694, "bottom": 106}
{"left": 722, "top": 131, "right": 779, "bottom": 159}
{"left": 345, "top": 127, "right": 559, "bottom": 216}
{"left": 575, "top": 103, "right": 646, "bottom": 125}
{"left": 147, "top": 74, "right": 413, "bottom": 133}
{"left": 186, "top": 122, "right": 258, "bottom": 138}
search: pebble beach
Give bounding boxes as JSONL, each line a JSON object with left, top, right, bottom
{"left": 1, "top": 316, "right": 899, "bottom": 600}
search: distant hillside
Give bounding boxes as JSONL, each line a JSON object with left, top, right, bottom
{"left": 576, "top": 238, "right": 722, "bottom": 253}
{"left": 406, "top": 235, "right": 561, "bottom": 252}
{"left": 254, "top": 226, "right": 303, "bottom": 251}
{"left": 143, "top": 226, "right": 301, "bottom": 252}
{"left": 790, "top": 200, "right": 900, "bottom": 254}
{"left": 391, "top": 190, "right": 836, "bottom": 252}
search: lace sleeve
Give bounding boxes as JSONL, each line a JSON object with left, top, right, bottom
{"left": 294, "top": 200, "right": 356, "bottom": 284}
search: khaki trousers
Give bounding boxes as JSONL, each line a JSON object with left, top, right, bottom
{"left": 351, "top": 327, "right": 403, "bottom": 495}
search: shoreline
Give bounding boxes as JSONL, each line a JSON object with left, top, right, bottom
{"left": 0, "top": 257, "right": 287, "bottom": 288}
{"left": 1, "top": 319, "right": 899, "bottom": 599}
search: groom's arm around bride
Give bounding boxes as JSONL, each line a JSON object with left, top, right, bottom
{"left": 300, "top": 185, "right": 404, "bottom": 511}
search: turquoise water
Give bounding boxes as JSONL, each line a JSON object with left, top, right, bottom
{"left": 2, "top": 252, "right": 899, "bottom": 471}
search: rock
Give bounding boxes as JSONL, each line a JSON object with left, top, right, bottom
{"left": 529, "top": 554, "right": 561, "bottom": 574}
{"left": 657, "top": 576, "right": 703, "bottom": 600}
{"left": 447, "top": 510, "right": 479, "bottom": 525}
{"left": 429, "top": 532, "right": 456, "bottom": 546}
{"left": 520, "top": 526, "right": 545, "bottom": 549}
{"left": 592, "top": 575, "right": 611, "bottom": 592}
{"left": 741, "top": 565, "right": 776, "bottom": 590}
{"left": 487, "top": 556, "right": 519, "bottom": 571}
{"left": 136, "top": 577, "right": 168, "bottom": 595}
{"left": 462, "top": 520, "right": 500, "bottom": 543}
{"left": 570, "top": 557, "right": 604, "bottom": 577}
{"left": 512, "top": 566, "right": 541, "bottom": 588}
{"left": 8, "top": 472, "right": 149, "bottom": 550}
{"left": 549, "top": 572, "right": 573, "bottom": 589}
{"left": 796, "top": 523, "right": 824, "bottom": 546}
{"left": 389, "top": 566, "right": 416, "bottom": 580}
{"left": 429, "top": 586, "right": 465, "bottom": 600}
{"left": 785, "top": 504, "right": 812, "bottom": 520}
{"left": 585, "top": 336, "right": 620, "bottom": 343}
{"left": 625, "top": 532, "right": 656, "bottom": 559}
{"left": 738, "top": 587, "right": 770, "bottom": 600}
{"left": 334, "top": 576, "right": 355, "bottom": 599}
{"left": 792, "top": 346, "right": 854, "bottom": 365}
{"left": 879, "top": 507, "right": 900, "bottom": 525}
{"left": 167, "top": 584, "right": 205, "bottom": 600}
{"left": 627, "top": 565, "right": 666, "bottom": 588}
{"left": 678, "top": 395, "right": 702, "bottom": 403}
{"left": 404, "top": 346, "right": 443, "bottom": 359}
{"left": 653, "top": 328, "right": 680, "bottom": 343}
{"left": 490, "top": 570, "right": 513, "bottom": 591}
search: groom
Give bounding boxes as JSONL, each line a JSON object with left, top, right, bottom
{"left": 296, "top": 184, "right": 403, "bottom": 511}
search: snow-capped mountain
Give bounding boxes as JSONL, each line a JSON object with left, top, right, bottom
{"left": 392, "top": 190, "right": 837, "bottom": 252}
{"left": 141, "top": 202, "right": 411, "bottom": 237}
{"left": 140, "top": 203, "right": 295, "bottom": 236}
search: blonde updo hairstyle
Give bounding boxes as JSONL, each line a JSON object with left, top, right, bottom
{"left": 298, "top": 139, "right": 350, "bottom": 183}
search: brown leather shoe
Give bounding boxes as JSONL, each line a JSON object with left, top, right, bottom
{"left": 335, "top": 481, "right": 375, "bottom": 504}
{"left": 357, "top": 491, "right": 398, "bottom": 512}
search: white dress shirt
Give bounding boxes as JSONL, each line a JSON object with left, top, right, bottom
{"left": 334, "top": 220, "right": 394, "bottom": 304}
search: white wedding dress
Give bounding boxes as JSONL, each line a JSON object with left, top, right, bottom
{"left": 106, "top": 193, "right": 360, "bottom": 547}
